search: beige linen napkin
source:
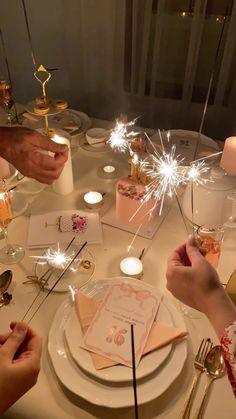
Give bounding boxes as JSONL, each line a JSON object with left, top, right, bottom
{"left": 75, "top": 291, "right": 188, "bottom": 370}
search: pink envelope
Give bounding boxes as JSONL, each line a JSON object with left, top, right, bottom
{"left": 75, "top": 290, "right": 188, "bottom": 370}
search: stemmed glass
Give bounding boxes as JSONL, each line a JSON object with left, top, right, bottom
{"left": 0, "top": 180, "right": 25, "bottom": 264}
{"left": 0, "top": 79, "right": 14, "bottom": 125}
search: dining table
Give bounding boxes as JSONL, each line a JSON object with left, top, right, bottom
{"left": 0, "top": 107, "right": 235, "bottom": 419}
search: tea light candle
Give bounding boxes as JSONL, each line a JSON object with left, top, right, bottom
{"left": 84, "top": 191, "right": 103, "bottom": 209}
{"left": 120, "top": 257, "right": 143, "bottom": 279}
{"left": 220, "top": 136, "right": 236, "bottom": 175}
{"left": 103, "top": 165, "right": 116, "bottom": 174}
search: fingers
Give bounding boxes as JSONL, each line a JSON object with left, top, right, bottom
{"left": 0, "top": 332, "right": 11, "bottom": 344}
{"left": 186, "top": 236, "right": 205, "bottom": 266}
{"left": 0, "top": 322, "right": 28, "bottom": 360}
{"left": 28, "top": 130, "right": 69, "bottom": 155}
{"left": 24, "top": 151, "right": 68, "bottom": 184}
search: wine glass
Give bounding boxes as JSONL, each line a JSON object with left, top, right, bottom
{"left": 0, "top": 180, "right": 25, "bottom": 264}
{"left": 0, "top": 79, "right": 14, "bottom": 125}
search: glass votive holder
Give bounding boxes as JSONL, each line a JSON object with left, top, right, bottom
{"left": 195, "top": 225, "right": 224, "bottom": 268}
{"left": 120, "top": 256, "right": 143, "bottom": 279}
{"left": 83, "top": 191, "right": 104, "bottom": 209}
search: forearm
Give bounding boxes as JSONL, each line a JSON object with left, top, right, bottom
{"left": 0, "top": 127, "right": 19, "bottom": 161}
{"left": 202, "top": 289, "right": 236, "bottom": 340}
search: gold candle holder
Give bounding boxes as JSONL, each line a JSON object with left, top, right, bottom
{"left": 130, "top": 154, "right": 139, "bottom": 181}
{"left": 33, "top": 65, "right": 52, "bottom": 135}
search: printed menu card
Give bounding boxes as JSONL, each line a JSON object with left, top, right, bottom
{"left": 83, "top": 279, "right": 162, "bottom": 367}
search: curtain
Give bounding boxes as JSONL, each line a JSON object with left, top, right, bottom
{"left": 0, "top": 0, "right": 236, "bottom": 140}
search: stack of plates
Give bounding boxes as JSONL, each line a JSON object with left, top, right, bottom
{"left": 48, "top": 278, "right": 187, "bottom": 408}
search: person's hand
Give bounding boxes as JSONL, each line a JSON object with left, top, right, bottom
{"left": 0, "top": 321, "right": 42, "bottom": 414}
{"left": 166, "top": 236, "right": 236, "bottom": 338}
{"left": 166, "top": 236, "right": 224, "bottom": 312}
{"left": 0, "top": 127, "right": 69, "bottom": 184}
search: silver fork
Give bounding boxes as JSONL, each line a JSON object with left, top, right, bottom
{"left": 180, "top": 338, "right": 213, "bottom": 419}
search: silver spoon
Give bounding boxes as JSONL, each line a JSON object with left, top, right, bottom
{"left": 0, "top": 270, "right": 12, "bottom": 294}
{"left": 193, "top": 345, "right": 225, "bottom": 419}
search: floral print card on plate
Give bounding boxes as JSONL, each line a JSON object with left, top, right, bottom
{"left": 83, "top": 279, "right": 162, "bottom": 367}
{"left": 27, "top": 210, "right": 103, "bottom": 248}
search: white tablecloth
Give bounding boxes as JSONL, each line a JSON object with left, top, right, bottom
{"left": 0, "top": 114, "right": 235, "bottom": 419}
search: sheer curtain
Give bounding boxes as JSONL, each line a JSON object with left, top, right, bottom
{"left": 0, "top": 0, "right": 236, "bottom": 139}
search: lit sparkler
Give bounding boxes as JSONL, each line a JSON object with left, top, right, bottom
{"left": 31, "top": 244, "right": 75, "bottom": 269}
{"left": 141, "top": 145, "right": 186, "bottom": 215}
{"left": 187, "top": 160, "right": 210, "bottom": 185}
{"left": 107, "top": 118, "right": 139, "bottom": 153}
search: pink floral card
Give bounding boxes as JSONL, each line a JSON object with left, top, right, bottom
{"left": 83, "top": 279, "right": 162, "bottom": 367}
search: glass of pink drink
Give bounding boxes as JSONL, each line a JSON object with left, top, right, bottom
{"left": 195, "top": 225, "right": 224, "bottom": 268}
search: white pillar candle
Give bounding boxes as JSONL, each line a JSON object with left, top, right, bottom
{"left": 84, "top": 191, "right": 103, "bottom": 209}
{"left": 103, "top": 165, "right": 116, "bottom": 174}
{"left": 0, "top": 157, "right": 10, "bottom": 179}
{"left": 220, "top": 137, "right": 236, "bottom": 176}
{"left": 120, "top": 257, "right": 143, "bottom": 279}
{"left": 52, "top": 134, "right": 74, "bottom": 195}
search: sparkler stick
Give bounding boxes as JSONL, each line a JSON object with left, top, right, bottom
{"left": 158, "top": 129, "right": 165, "bottom": 153}
{"left": 174, "top": 191, "right": 189, "bottom": 235}
{"left": 21, "top": 236, "right": 76, "bottom": 322}
{"left": 194, "top": 4, "right": 229, "bottom": 160}
{"left": 25, "top": 241, "right": 87, "bottom": 324}
{"left": 21, "top": 0, "right": 37, "bottom": 69}
{"left": 131, "top": 324, "right": 139, "bottom": 419}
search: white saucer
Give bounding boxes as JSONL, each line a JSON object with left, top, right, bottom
{"left": 65, "top": 278, "right": 173, "bottom": 383}
{"left": 48, "top": 292, "right": 187, "bottom": 407}
{"left": 79, "top": 135, "right": 110, "bottom": 152}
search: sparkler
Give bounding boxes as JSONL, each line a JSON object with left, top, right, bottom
{"left": 107, "top": 118, "right": 140, "bottom": 153}
{"left": 35, "top": 245, "right": 74, "bottom": 268}
{"left": 142, "top": 145, "right": 186, "bottom": 215}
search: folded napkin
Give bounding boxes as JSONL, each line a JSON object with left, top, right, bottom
{"left": 75, "top": 290, "right": 188, "bottom": 370}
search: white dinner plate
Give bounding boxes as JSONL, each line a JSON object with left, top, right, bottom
{"left": 65, "top": 278, "right": 173, "bottom": 383}
{"left": 35, "top": 249, "right": 95, "bottom": 292}
{"left": 48, "top": 290, "right": 187, "bottom": 407}
{"left": 148, "top": 129, "right": 219, "bottom": 165}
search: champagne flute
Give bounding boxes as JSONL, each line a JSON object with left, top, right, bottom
{"left": 0, "top": 180, "right": 25, "bottom": 264}
{"left": 0, "top": 79, "right": 14, "bottom": 125}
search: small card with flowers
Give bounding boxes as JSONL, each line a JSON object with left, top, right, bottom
{"left": 83, "top": 278, "right": 162, "bottom": 367}
{"left": 27, "top": 210, "right": 103, "bottom": 248}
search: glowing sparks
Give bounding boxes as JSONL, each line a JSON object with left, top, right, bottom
{"left": 141, "top": 146, "right": 186, "bottom": 214}
{"left": 107, "top": 118, "right": 139, "bottom": 153}
{"left": 31, "top": 244, "right": 74, "bottom": 269}
{"left": 187, "top": 161, "right": 210, "bottom": 185}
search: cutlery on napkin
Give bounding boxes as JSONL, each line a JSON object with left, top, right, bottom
{"left": 75, "top": 291, "right": 188, "bottom": 370}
